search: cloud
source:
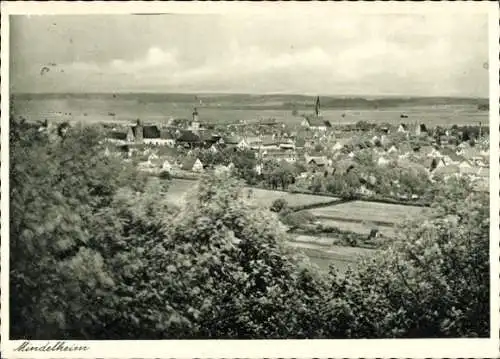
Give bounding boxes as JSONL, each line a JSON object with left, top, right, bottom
{"left": 11, "top": 12, "right": 488, "bottom": 96}
{"left": 109, "top": 47, "right": 180, "bottom": 74}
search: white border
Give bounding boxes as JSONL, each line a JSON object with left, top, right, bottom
{"left": 1, "top": 2, "right": 498, "bottom": 358}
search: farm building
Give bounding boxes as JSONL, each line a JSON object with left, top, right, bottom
{"left": 279, "top": 140, "right": 295, "bottom": 150}
{"left": 440, "top": 148, "right": 464, "bottom": 165}
{"left": 261, "top": 136, "right": 280, "bottom": 150}
{"left": 126, "top": 120, "right": 162, "bottom": 145}
{"left": 397, "top": 124, "right": 409, "bottom": 133}
{"left": 222, "top": 136, "right": 240, "bottom": 147}
{"left": 377, "top": 156, "right": 391, "bottom": 166}
{"left": 305, "top": 155, "right": 328, "bottom": 167}
{"left": 237, "top": 138, "right": 249, "bottom": 150}
{"left": 182, "top": 157, "right": 204, "bottom": 172}
{"left": 105, "top": 130, "right": 128, "bottom": 144}
{"left": 302, "top": 116, "right": 333, "bottom": 131}
{"left": 246, "top": 136, "right": 262, "bottom": 149}
{"left": 415, "top": 123, "right": 428, "bottom": 136}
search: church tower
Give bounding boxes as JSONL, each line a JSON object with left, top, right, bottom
{"left": 135, "top": 118, "right": 144, "bottom": 143}
{"left": 190, "top": 107, "right": 200, "bottom": 131}
{"left": 314, "top": 96, "right": 321, "bottom": 117}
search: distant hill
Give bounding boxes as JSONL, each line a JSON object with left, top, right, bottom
{"left": 11, "top": 92, "right": 488, "bottom": 111}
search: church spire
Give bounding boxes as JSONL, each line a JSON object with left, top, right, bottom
{"left": 315, "top": 96, "right": 320, "bottom": 117}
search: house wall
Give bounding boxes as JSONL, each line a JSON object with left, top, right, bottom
{"left": 192, "top": 160, "right": 204, "bottom": 172}
{"left": 126, "top": 128, "right": 135, "bottom": 142}
{"left": 143, "top": 138, "right": 175, "bottom": 146}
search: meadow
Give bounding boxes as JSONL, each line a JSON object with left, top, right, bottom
{"left": 287, "top": 241, "right": 375, "bottom": 273}
{"left": 165, "top": 178, "right": 340, "bottom": 208}
{"left": 164, "top": 179, "right": 425, "bottom": 272}
{"left": 308, "top": 200, "right": 430, "bottom": 226}
{"left": 313, "top": 218, "right": 396, "bottom": 237}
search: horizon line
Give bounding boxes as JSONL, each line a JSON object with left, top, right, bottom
{"left": 10, "top": 91, "right": 488, "bottom": 100}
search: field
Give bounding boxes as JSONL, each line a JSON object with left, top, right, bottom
{"left": 12, "top": 94, "right": 488, "bottom": 127}
{"left": 287, "top": 241, "right": 376, "bottom": 273}
{"left": 165, "top": 178, "right": 340, "bottom": 208}
{"left": 315, "top": 218, "right": 396, "bottom": 237}
{"left": 308, "top": 201, "right": 430, "bottom": 226}
{"left": 162, "top": 179, "right": 411, "bottom": 272}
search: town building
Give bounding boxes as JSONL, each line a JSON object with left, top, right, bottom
{"left": 182, "top": 157, "right": 204, "bottom": 172}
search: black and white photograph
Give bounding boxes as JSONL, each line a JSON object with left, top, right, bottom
{"left": 1, "top": 2, "right": 499, "bottom": 358}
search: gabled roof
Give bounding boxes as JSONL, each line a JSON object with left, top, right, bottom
{"left": 131, "top": 124, "right": 161, "bottom": 139}
{"left": 199, "top": 131, "right": 216, "bottom": 142}
{"left": 261, "top": 135, "right": 279, "bottom": 146}
{"left": 307, "top": 156, "right": 328, "bottom": 166}
{"left": 137, "top": 125, "right": 160, "bottom": 139}
{"left": 177, "top": 130, "right": 201, "bottom": 143}
{"left": 305, "top": 116, "right": 332, "bottom": 127}
{"left": 223, "top": 136, "right": 240, "bottom": 145}
{"left": 181, "top": 157, "right": 202, "bottom": 170}
{"left": 160, "top": 130, "right": 176, "bottom": 140}
{"left": 441, "top": 148, "right": 464, "bottom": 162}
{"left": 107, "top": 131, "right": 127, "bottom": 140}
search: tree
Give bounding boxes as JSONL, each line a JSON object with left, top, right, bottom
{"left": 124, "top": 172, "right": 329, "bottom": 339}
{"left": 270, "top": 198, "right": 288, "bottom": 213}
{"left": 280, "top": 210, "right": 316, "bottom": 232}
{"left": 10, "top": 118, "right": 148, "bottom": 339}
{"left": 11, "top": 118, "right": 489, "bottom": 339}
{"left": 323, "top": 177, "right": 489, "bottom": 338}
{"left": 314, "top": 143, "right": 324, "bottom": 153}
{"left": 11, "top": 126, "right": 328, "bottom": 339}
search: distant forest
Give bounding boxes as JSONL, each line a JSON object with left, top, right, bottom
{"left": 12, "top": 92, "right": 489, "bottom": 111}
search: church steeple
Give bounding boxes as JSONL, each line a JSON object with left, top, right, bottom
{"left": 314, "top": 96, "right": 320, "bottom": 117}
{"left": 192, "top": 107, "right": 199, "bottom": 122}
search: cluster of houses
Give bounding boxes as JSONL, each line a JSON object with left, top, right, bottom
{"left": 101, "top": 97, "right": 489, "bottom": 193}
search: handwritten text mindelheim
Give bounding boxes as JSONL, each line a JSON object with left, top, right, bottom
{"left": 14, "top": 341, "right": 90, "bottom": 352}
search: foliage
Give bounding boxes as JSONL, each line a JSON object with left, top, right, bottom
{"left": 10, "top": 125, "right": 327, "bottom": 339}
{"left": 10, "top": 118, "right": 148, "bottom": 339}
{"left": 323, "top": 177, "right": 490, "bottom": 338}
{"left": 11, "top": 119, "right": 489, "bottom": 339}
{"left": 270, "top": 198, "right": 288, "bottom": 213}
{"left": 262, "top": 160, "right": 296, "bottom": 191}
{"left": 194, "top": 147, "right": 258, "bottom": 185}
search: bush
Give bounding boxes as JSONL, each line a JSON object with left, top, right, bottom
{"left": 323, "top": 179, "right": 490, "bottom": 338}
{"left": 270, "top": 198, "right": 288, "bottom": 213}
{"left": 158, "top": 170, "right": 172, "bottom": 180}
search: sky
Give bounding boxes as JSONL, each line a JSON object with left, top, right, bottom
{"left": 9, "top": 10, "right": 490, "bottom": 97}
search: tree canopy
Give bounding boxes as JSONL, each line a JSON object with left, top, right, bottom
{"left": 10, "top": 119, "right": 490, "bottom": 339}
